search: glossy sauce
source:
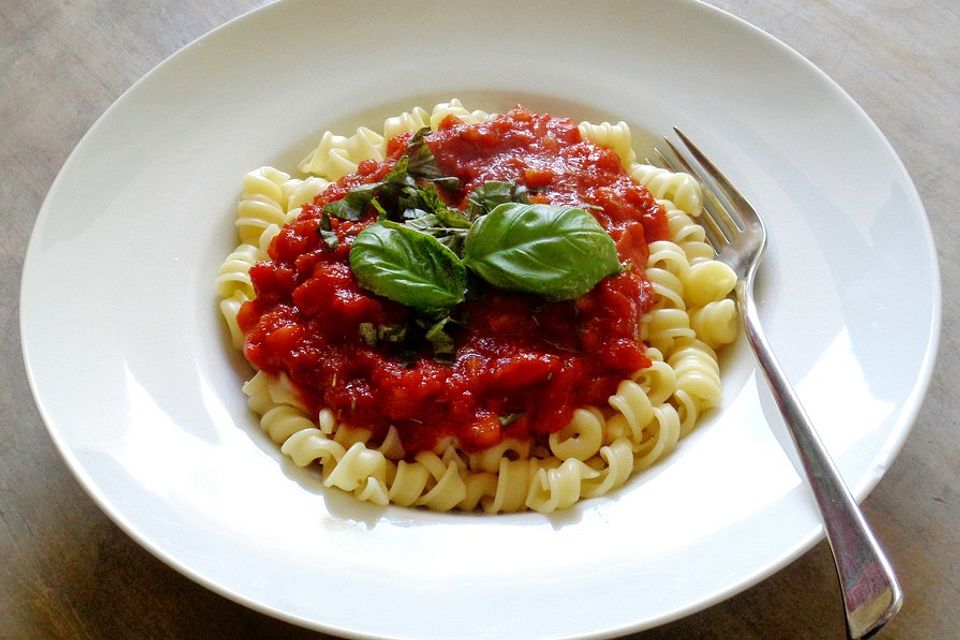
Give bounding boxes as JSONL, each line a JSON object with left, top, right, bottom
{"left": 238, "top": 107, "right": 668, "bottom": 453}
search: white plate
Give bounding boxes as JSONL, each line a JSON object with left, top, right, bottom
{"left": 20, "top": 1, "right": 940, "bottom": 638}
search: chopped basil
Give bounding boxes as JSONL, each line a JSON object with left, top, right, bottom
{"left": 317, "top": 211, "right": 339, "bottom": 250}
{"left": 466, "top": 180, "right": 530, "bottom": 219}
{"left": 498, "top": 412, "right": 524, "bottom": 427}
{"left": 405, "top": 212, "right": 440, "bottom": 229}
{"left": 404, "top": 127, "right": 444, "bottom": 180}
{"left": 358, "top": 322, "right": 407, "bottom": 348}
{"left": 377, "top": 323, "right": 407, "bottom": 343}
{"left": 349, "top": 220, "right": 467, "bottom": 310}
{"left": 432, "top": 176, "right": 462, "bottom": 191}
{"left": 371, "top": 197, "right": 388, "bottom": 220}
{"left": 384, "top": 154, "right": 412, "bottom": 183}
{"left": 358, "top": 322, "right": 377, "bottom": 346}
{"left": 324, "top": 155, "right": 418, "bottom": 222}
{"left": 462, "top": 203, "right": 622, "bottom": 301}
{"left": 403, "top": 208, "right": 429, "bottom": 221}
{"left": 324, "top": 197, "right": 362, "bottom": 221}
{"left": 423, "top": 315, "right": 456, "bottom": 357}
{"left": 419, "top": 182, "right": 471, "bottom": 228}
{"left": 395, "top": 186, "right": 422, "bottom": 213}
{"left": 438, "top": 233, "right": 465, "bottom": 256}
{"left": 324, "top": 182, "right": 383, "bottom": 220}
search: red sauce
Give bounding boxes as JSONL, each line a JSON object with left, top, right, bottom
{"left": 238, "top": 107, "right": 668, "bottom": 454}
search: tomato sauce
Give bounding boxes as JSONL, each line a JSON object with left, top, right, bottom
{"left": 238, "top": 107, "right": 668, "bottom": 454}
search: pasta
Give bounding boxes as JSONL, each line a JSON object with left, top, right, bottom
{"left": 219, "top": 101, "right": 739, "bottom": 513}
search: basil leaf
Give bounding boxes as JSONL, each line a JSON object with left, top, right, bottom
{"left": 324, "top": 182, "right": 381, "bottom": 220}
{"left": 424, "top": 315, "right": 456, "bottom": 356}
{"left": 438, "top": 233, "right": 465, "bottom": 255}
{"left": 384, "top": 155, "right": 411, "bottom": 183}
{"left": 431, "top": 176, "right": 462, "bottom": 191}
{"left": 377, "top": 323, "right": 407, "bottom": 343}
{"left": 397, "top": 185, "right": 423, "bottom": 213}
{"left": 359, "top": 322, "right": 407, "bottom": 347}
{"left": 419, "top": 182, "right": 471, "bottom": 228}
{"left": 404, "top": 127, "right": 443, "bottom": 180}
{"left": 325, "top": 156, "right": 420, "bottom": 223}
{"left": 324, "top": 198, "right": 363, "bottom": 221}
{"left": 498, "top": 411, "right": 524, "bottom": 426}
{"left": 371, "top": 197, "right": 388, "bottom": 220}
{"left": 358, "top": 322, "right": 377, "bottom": 346}
{"left": 462, "top": 203, "right": 621, "bottom": 301}
{"left": 403, "top": 212, "right": 469, "bottom": 256}
{"left": 350, "top": 220, "right": 467, "bottom": 310}
{"left": 317, "top": 211, "right": 339, "bottom": 250}
{"left": 403, "top": 207, "right": 431, "bottom": 222}
{"left": 466, "top": 180, "right": 530, "bottom": 219}
{"left": 405, "top": 212, "right": 440, "bottom": 229}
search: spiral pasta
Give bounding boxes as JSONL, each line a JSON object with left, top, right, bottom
{"left": 283, "top": 176, "right": 332, "bottom": 216}
{"left": 383, "top": 106, "right": 430, "bottom": 140}
{"left": 578, "top": 120, "right": 636, "bottom": 168}
{"left": 216, "top": 243, "right": 258, "bottom": 300}
{"left": 299, "top": 124, "right": 388, "bottom": 179}
{"left": 668, "top": 338, "right": 722, "bottom": 436}
{"left": 548, "top": 407, "right": 604, "bottom": 461}
{"left": 235, "top": 166, "right": 290, "bottom": 246}
{"left": 429, "top": 98, "right": 490, "bottom": 130}
{"left": 220, "top": 101, "right": 739, "bottom": 513}
{"left": 660, "top": 199, "right": 714, "bottom": 264}
{"left": 629, "top": 163, "right": 703, "bottom": 216}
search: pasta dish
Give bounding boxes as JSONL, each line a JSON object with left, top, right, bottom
{"left": 217, "top": 100, "right": 738, "bottom": 513}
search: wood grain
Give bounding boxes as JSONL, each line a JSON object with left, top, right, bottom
{"left": 2, "top": 1, "right": 957, "bottom": 638}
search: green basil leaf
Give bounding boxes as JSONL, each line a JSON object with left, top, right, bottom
{"left": 350, "top": 220, "right": 467, "bottom": 310}
{"left": 371, "top": 197, "right": 388, "bottom": 220}
{"left": 438, "top": 233, "right": 465, "bottom": 256}
{"left": 359, "top": 322, "right": 407, "bottom": 347}
{"left": 424, "top": 315, "right": 456, "bottom": 356}
{"left": 384, "top": 155, "right": 410, "bottom": 183}
{"left": 324, "top": 182, "right": 382, "bottom": 220}
{"left": 358, "top": 322, "right": 377, "bottom": 346}
{"left": 431, "top": 176, "right": 462, "bottom": 191}
{"left": 462, "top": 203, "right": 621, "bottom": 301}
{"left": 317, "top": 211, "right": 339, "bottom": 250}
{"left": 324, "top": 197, "right": 363, "bottom": 221}
{"left": 397, "top": 185, "right": 423, "bottom": 212}
{"left": 466, "top": 180, "right": 530, "bottom": 219}
{"left": 419, "top": 182, "right": 471, "bottom": 228}
{"left": 498, "top": 411, "right": 524, "bottom": 426}
{"left": 405, "top": 212, "right": 440, "bottom": 229}
{"left": 404, "top": 127, "right": 443, "bottom": 180}
{"left": 377, "top": 323, "right": 407, "bottom": 343}
{"left": 403, "top": 212, "right": 469, "bottom": 256}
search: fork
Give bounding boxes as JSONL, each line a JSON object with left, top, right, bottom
{"left": 653, "top": 129, "right": 903, "bottom": 639}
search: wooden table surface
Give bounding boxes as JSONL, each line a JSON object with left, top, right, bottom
{"left": 2, "top": 1, "right": 957, "bottom": 638}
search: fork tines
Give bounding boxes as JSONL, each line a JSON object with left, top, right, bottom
{"left": 649, "top": 129, "right": 763, "bottom": 255}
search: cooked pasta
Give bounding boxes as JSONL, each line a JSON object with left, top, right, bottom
{"left": 219, "top": 100, "right": 739, "bottom": 513}
{"left": 578, "top": 120, "right": 636, "bottom": 168}
{"left": 429, "top": 98, "right": 490, "bottom": 130}
{"left": 629, "top": 163, "right": 703, "bottom": 217}
{"left": 235, "top": 166, "right": 289, "bottom": 245}
{"left": 383, "top": 106, "right": 430, "bottom": 140}
{"left": 302, "top": 125, "right": 384, "bottom": 175}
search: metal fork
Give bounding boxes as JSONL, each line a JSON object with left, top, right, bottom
{"left": 654, "top": 129, "right": 903, "bottom": 639}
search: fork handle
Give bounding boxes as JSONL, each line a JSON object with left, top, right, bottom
{"left": 738, "top": 281, "right": 903, "bottom": 639}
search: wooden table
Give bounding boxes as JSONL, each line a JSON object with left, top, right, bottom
{"left": 2, "top": 2, "right": 957, "bottom": 638}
